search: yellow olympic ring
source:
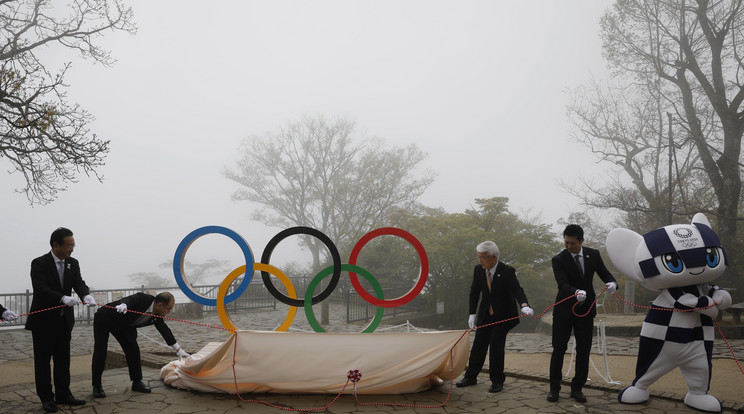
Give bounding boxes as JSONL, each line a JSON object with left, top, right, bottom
{"left": 217, "top": 263, "right": 297, "bottom": 333}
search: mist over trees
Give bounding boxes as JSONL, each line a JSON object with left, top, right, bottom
{"left": 224, "top": 115, "right": 435, "bottom": 323}
{"left": 129, "top": 259, "right": 231, "bottom": 289}
{"left": 566, "top": 0, "right": 744, "bottom": 297}
{"left": 0, "top": 0, "right": 135, "bottom": 204}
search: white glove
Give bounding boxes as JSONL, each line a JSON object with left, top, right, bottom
{"left": 2, "top": 310, "right": 18, "bottom": 321}
{"left": 115, "top": 303, "right": 128, "bottom": 313}
{"left": 467, "top": 314, "right": 476, "bottom": 329}
{"left": 575, "top": 290, "right": 587, "bottom": 303}
{"left": 172, "top": 342, "right": 190, "bottom": 358}
{"left": 605, "top": 282, "right": 617, "bottom": 295}
{"left": 61, "top": 296, "right": 79, "bottom": 307}
{"left": 712, "top": 289, "right": 732, "bottom": 310}
{"left": 521, "top": 306, "right": 534, "bottom": 317}
{"left": 83, "top": 295, "right": 97, "bottom": 307}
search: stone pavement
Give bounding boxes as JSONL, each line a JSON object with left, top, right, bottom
{"left": 1, "top": 304, "right": 743, "bottom": 413}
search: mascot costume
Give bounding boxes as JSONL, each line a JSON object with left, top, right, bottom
{"left": 605, "top": 213, "right": 732, "bottom": 412}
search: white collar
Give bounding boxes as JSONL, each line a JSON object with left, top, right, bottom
{"left": 51, "top": 251, "right": 64, "bottom": 265}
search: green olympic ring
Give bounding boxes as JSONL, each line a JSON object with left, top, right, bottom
{"left": 304, "top": 264, "right": 385, "bottom": 333}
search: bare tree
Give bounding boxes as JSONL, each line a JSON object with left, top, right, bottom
{"left": 129, "top": 259, "right": 232, "bottom": 289}
{"left": 224, "top": 115, "right": 435, "bottom": 323}
{"left": 0, "top": 0, "right": 136, "bottom": 204}
{"left": 567, "top": 0, "right": 744, "bottom": 294}
{"left": 565, "top": 76, "right": 714, "bottom": 232}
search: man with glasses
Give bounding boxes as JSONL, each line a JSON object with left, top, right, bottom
{"left": 91, "top": 291, "right": 189, "bottom": 398}
{"left": 25, "top": 227, "right": 97, "bottom": 413}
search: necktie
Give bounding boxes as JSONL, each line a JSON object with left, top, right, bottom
{"left": 574, "top": 254, "right": 583, "bottom": 275}
{"left": 485, "top": 270, "right": 494, "bottom": 315}
{"left": 57, "top": 260, "right": 65, "bottom": 286}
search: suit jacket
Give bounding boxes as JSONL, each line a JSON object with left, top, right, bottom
{"left": 25, "top": 252, "right": 90, "bottom": 331}
{"left": 551, "top": 247, "right": 616, "bottom": 318}
{"left": 97, "top": 292, "right": 176, "bottom": 345}
{"left": 468, "top": 262, "right": 529, "bottom": 330}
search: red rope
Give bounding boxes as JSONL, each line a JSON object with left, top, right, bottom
{"left": 228, "top": 332, "right": 352, "bottom": 411}
{"left": 612, "top": 291, "right": 744, "bottom": 376}
{"left": 10, "top": 291, "right": 743, "bottom": 411}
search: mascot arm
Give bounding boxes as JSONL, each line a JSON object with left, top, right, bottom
{"left": 670, "top": 288, "right": 719, "bottom": 319}
{"left": 710, "top": 285, "right": 732, "bottom": 310}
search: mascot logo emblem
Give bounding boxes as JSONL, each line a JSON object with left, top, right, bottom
{"left": 673, "top": 228, "right": 693, "bottom": 239}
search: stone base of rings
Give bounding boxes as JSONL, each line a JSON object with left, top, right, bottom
{"left": 104, "top": 350, "right": 172, "bottom": 371}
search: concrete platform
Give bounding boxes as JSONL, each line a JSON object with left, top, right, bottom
{"left": 2, "top": 306, "right": 743, "bottom": 413}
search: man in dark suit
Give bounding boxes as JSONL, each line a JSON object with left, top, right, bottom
{"left": 92, "top": 291, "right": 189, "bottom": 398}
{"left": 25, "top": 227, "right": 97, "bottom": 413}
{"left": 455, "top": 241, "right": 534, "bottom": 393}
{"left": 547, "top": 224, "right": 617, "bottom": 403}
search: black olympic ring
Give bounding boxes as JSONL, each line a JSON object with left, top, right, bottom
{"left": 260, "top": 226, "right": 342, "bottom": 307}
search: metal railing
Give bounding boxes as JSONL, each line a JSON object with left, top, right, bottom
{"left": 0, "top": 279, "right": 421, "bottom": 328}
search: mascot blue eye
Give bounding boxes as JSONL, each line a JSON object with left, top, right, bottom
{"left": 662, "top": 252, "right": 684, "bottom": 273}
{"left": 706, "top": 248, "right": 720, "bottom": 267}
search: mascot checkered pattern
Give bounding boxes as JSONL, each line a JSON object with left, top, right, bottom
{"left": 606, "top": 213, "right": 732, "bottom": 413}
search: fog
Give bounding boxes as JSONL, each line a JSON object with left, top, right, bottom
{"left": 1, "top": 0, "right": 614, "bottom": 293}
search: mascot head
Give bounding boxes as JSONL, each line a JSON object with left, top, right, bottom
{"left": 605, "top": 213, "right": 727, "bottom": 292}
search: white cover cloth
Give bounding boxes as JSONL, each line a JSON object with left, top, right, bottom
{"left": 161, "top": 330, "right": 469, "bottom": 394}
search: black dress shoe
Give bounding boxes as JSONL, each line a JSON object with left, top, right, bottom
{"left": 54, "top": 395, "right": 85, "bottom": 405}
{"left": 41, "top": 401, "right": 58, "bottom": 413}
{"left": 455, "top": 377, "right": 477, "bottom": 387}
{"left": 547, "top": 390, "right": 559, "bottom": 402}
{"left": 131, "top": 380, "right": 151, "bottom": 393}
{"left": 488, "top": 383, "right": 503, "bottom": 393}
{"left": 93, "top": 385, "right": 106, "bottom": 398}
{"left": 570, "top": 390, "right": 587, "bottom": 403}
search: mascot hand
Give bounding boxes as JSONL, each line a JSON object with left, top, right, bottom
{"left": 605, "top": 282, "right": 617, "bottom": 295}
{"left": 712, "top": 289, "right": 732, "bottom": 310}
{"left": 468, "top": 314, "right": 476, "bottom": 329}
{"left": 521, "top": 306, "right": 534, "bottom": 316}
{"left": 697, "top": 297, "right": 719, "bottom": 319}
{"left": 575, "top": 290, "right": 587, "bottom": 303}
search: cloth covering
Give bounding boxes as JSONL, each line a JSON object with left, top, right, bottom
{"left": 161, "top": 329, "right": 469, "bottom": 394}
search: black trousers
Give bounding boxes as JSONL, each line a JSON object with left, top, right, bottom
{"left": 31, "top": 320, "right": 72, "bottom": 402}
{"left": 463, "top": 314, "right": 510, "bottom": 385}
{"left": 92, "top": 311, "right": 142, "bottom": 386}
{"left": 549, "top": 315, "right": 594, "bottom": 392}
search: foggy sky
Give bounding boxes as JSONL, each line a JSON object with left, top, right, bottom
{"left": 1, "top": 0, "right": 614, "bottom": 293}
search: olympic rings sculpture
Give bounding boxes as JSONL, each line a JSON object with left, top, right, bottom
{"left": 173, "top": 226, "right": 429, "bottom": 333}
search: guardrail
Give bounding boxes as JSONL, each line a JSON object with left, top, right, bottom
{"left": 0, "top": 278, "right": 421, "bottom": 328}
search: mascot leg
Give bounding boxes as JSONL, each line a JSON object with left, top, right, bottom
{"left": 679, "top": 348, "right": 721, "bottom": 413}
{"left": 619, "top": 337, "right": 669, "bottom": 404}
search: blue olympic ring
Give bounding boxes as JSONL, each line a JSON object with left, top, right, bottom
{"left": 173, "top": 226, "right": 255, "bottom": 306}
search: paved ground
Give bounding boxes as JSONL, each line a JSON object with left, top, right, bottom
{"left": 1, "top": 304, "right": 743, "bottom": 413}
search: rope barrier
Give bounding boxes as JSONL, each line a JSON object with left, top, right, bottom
{"left": 5, "top": 289, "right": 743, "bottom": 412}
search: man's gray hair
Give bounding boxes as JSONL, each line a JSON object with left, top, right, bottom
{"left": 476, "top": 241, "right": 499, "bottom": 257}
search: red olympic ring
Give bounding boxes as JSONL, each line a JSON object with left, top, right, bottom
{"left": 348, "top": 227, "right": 428, "bottom": 308}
